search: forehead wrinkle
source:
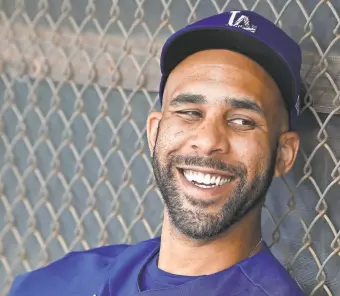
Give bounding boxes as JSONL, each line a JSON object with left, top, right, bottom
{"left": 166, "top": 74, "right": 268, "bottom": 110}
{"left": 169, "top": 65, "right": 277, "bottom": 99}
{"left": 170, "top": 50, "right": 275, "bottom": 85}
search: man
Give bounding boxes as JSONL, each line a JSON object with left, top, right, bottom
{"left": 9, "top": 10, "right": 305, "bottom": 296}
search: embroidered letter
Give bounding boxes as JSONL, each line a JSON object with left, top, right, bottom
{"left": 228, "top": 10, "right": 258, "bottom": 33}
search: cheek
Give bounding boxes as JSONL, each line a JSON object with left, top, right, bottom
{"left": 231, "top": 135, "right": 271, "bottom": 174}
{"left": 155, "top": 118, "right": 189, "bottom": 154}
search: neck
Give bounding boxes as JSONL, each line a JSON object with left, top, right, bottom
{"left": 157, "top": 207, "right": 263, "bottom": 276}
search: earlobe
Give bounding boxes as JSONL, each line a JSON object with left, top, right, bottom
{"left": 147, "top": 111, "right": 162, "bottom": 154}
{"left": 274, "top": 132, "right": 300, "bottom": 177}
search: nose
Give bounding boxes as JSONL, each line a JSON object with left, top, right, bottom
{"left": 188, "top": 119, "right": 230, "bottom": 156}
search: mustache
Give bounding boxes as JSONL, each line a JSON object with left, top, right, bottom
{"left": 169, "top": 155, "right": 246, "bottom": 176}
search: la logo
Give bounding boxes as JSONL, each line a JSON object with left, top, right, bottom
{"left": 228, "top": 11, "right": 258, "bottom": 33}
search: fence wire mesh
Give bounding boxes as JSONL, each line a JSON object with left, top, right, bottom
{"left": 0, "top": 0, "right": 340, "bottom": 295}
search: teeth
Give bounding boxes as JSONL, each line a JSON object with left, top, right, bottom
{"left": 196, "top": 184, "right": 216, "bottom": 189}
{"left": 216, "top": 176, "right": 221, "bottom": 185}
{"left": 183, "top": 170, "right": 232, "bottom": 187}
{"left": 198, "top": 172, "right": 204, "bottom": 183}
{"left": 184, "top": 171, "right": 193, "bottom": 182}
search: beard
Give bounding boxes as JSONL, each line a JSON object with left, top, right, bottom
{"left": 152, "top": 136, "right": 277, "bottom": 241}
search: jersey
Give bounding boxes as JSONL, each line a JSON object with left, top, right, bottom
{"left": 8, "top": 237, "right": 305, "bottom": 296}
{"left": 139, "top": 250, "right": 201, "bottom": 290}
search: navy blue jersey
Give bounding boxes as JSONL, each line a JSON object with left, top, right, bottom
{"left": 140, "top": 250, "right": 202, "bottom": 290}
{"left": 9, "top": 237, "right": 304, "bottom": 296}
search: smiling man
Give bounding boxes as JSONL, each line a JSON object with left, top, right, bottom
{"left": 9, "top": 10, "right": 305, "bottom": 296}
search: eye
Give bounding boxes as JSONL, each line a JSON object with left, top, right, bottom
{"left": 175, "top": 110, "right": 202, "bottom": 120}
{"left": 228, "top": 118, "right": 256, "bottom": 129}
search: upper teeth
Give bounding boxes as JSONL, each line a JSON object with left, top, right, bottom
{"left": 183, "top": 170, "right": 231, "bottom": 186}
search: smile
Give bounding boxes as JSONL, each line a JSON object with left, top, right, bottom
{"left": 180, "top": 169, "right": 235, "bottom": 189}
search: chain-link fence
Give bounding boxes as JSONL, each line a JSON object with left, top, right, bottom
{"left": 0, "top": 0, "right": 340, "bottom": 295}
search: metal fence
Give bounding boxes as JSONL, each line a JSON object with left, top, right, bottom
{"left": 0, "top": 0, "right": 340, "bottom": 295}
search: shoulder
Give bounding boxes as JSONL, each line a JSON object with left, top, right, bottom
{"left": 8, "top": 237, "right": 160, "bottom": 296}
{"left": 237, "top": 247, "right": 305, "bottom": 296}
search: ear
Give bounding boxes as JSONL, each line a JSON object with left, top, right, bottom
{"left": 147, "top": 111, "right": 162, "bottom": 155}
{"left": 274, "top": 131, "right": 300, "bottom": 177}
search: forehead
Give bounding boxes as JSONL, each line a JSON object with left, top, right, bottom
{"left": 164, "top": 49, "right": 282, "bottom": 108}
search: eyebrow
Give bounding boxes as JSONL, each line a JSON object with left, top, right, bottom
{"left": 169, "top": 93, "right": 265, "bottom": 118}
{"left": 169, "top": 93, "right": 207, "bottom": 106}
{"left": 226, "top": 97, "right": 265, "bottom": 118}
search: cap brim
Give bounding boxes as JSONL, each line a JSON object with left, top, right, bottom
{"left": 160, "top": 27, "right": 295, "bottom": 114}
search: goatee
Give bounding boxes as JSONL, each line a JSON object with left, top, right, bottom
{"left": 152, "top": 150, "right": 277, "bottom": 240}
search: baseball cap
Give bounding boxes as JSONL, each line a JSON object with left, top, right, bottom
{"left": 159, "top": 10, "right": 302, "bottom": 130}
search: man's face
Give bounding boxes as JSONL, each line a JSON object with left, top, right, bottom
{"left": 147, "top": 49, "right": 299, "bottom": 240}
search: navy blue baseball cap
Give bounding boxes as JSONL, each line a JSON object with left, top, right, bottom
{"left": 159, "top": 10, "right": 302, "bottom": 130}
